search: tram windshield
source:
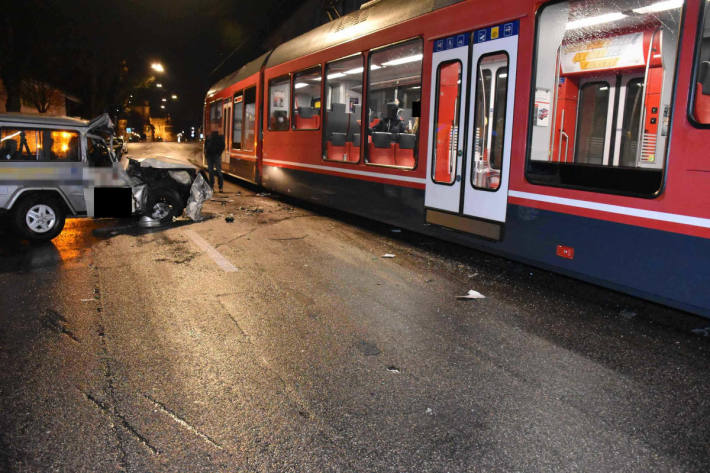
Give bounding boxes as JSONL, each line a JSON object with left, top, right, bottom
{"left": 527, "top": 0, "right": 683, "bottom": 195}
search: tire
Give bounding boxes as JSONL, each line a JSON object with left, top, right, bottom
{"left": 145, "top": 187, "right": 183, "bottom": 224}
{"left": 12, "top": 194, "right": 66, "bottom": 241}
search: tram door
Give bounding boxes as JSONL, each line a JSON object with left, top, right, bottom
{"left": 425, "top": 22, "right": 519, "bottom": 240}
{"left": 222, "top": 100, "right": 231, "bottom": 166}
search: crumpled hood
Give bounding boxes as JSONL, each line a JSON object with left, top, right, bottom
{"left": 123, "top": 155, "right": 198, "bottom": 170}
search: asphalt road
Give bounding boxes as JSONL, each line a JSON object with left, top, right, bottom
{"left": 1, "top": 142, "right": 709, "bottom": 472}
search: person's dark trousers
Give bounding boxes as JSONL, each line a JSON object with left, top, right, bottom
{"left": 206, "top": 153, "right": 223, "bottom": 191}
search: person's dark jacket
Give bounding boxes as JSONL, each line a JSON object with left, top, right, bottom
{"left": 205, "top": 132, "right": 225, "bottom": 157}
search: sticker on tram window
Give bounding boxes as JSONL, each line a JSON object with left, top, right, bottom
{"left": 474, "top": 20, "right": 519, "bottom": 44}
{"left": 434, "top": 33, "right": 469, "bottom": 53}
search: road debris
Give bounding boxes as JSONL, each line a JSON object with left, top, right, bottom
{"left": 620, "top": 309, "right": 637, "bottom": 320}
{"left": 225, "top": 214, "right": 235, "bottom": 223}
{"left": 691, "top": 327, "right": 710, "bottom": 337}
{"left": 382, "top": 253, "right": 396, "bottom": 258}
{"left": 391, "top": 228, "right": 402, "bottom": 233}
{"left": 456, "top": 289, "right": 486, "bottom": 300}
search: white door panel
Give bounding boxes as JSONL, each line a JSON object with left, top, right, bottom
{"left": 425, "top": 35, "right": 469, "bottom": 213}
{"left": 463, "top": 32, "right": 518, "bottom": 223}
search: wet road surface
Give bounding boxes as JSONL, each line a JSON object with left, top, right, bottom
{"left": 1, "top": 143, "right": 709, "bottom": 472}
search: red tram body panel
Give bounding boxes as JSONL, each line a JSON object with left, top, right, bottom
{"left": 205, "top": 0, "right": 710, "bottom": 317}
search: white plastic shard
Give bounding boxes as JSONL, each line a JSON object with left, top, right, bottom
{"left": 382, "top": 253, "right": 395, "bottom": 258}
{"left": 456, "top": 289, "right": 486, "bottom": 300}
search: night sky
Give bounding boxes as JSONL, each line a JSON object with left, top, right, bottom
{"left": 4, "top": 0, "right": 301, "bottom": 131}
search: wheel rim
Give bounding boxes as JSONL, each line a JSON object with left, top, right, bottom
{"left": 26, "top": 204, "right": 57, "bottom": 234}
{"left": 151, "top": 201, "right": 172, "bottom": 220}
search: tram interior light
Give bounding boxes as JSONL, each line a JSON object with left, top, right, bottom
{"left": 294, "top": 82, "right": 309, "bottom": 89}
{"left": 633, "top": 0, "right": 683, "bottom": 14}
{"left": 327, "top": 72, "right": 346, "bottom": 79}
{"left": 381, "top": 54, "right": 423, "bottom": 66}
{"left": 565, "top": 12, "right": 626, "bottom": 30}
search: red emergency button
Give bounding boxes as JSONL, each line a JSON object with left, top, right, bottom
{"left": 556, "top": 245, "right": 574, "bottom": 260}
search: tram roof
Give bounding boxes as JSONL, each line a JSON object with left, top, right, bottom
{"left": 207, "top": 52, "right": 271, "bottom": 99}
{"left": 266, "top": 0, "right": 465, "bottom": 69}
{"left": 207, "top": 0, "right": 464, "bottom": 98}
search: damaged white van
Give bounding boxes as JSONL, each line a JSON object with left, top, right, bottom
{"left": 0, "top": 113, "right": 211, "bottom": 241}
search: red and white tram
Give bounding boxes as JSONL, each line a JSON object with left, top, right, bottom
{"left": 204, "top": 0, "right": 710, "bottom": 318}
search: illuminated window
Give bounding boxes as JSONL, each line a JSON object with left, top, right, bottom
{"left": 0, "top": 128, "right": 79, "bottom": 162}
{"left": 323, "top": 54, "right": 363, "bottom": 162}
{"left": 233, "top": 93, "right": 243, "bottom": 149}
{"left": 366, "top": 38, "right": 422, "bottom": 169}
{"left": 292, "top": 66, "right": 321, "bottom": 130}
{"left": 268, "top": 75, "right": 290, "bottom": 131}
{"left": 527, "top": 0, "right": 683, "bottom": 196}
{"left": 243, "top": 87, "right": 257, "bottom": 152}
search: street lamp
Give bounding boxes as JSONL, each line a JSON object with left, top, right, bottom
{"left": 156, "top": 83, "right": 162, "bottom": 88}
{"left": 151, "top": 62, "right": 164, "bottom": 73}
{"left": 171, "top": 94, "right": 178, "bottom": 100}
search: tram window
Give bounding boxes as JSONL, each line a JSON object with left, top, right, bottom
{"left": 527, "top": 0, "right": 683, "bottom": 196}
{"left": 293, "top": 66, "right": 322, "bottom": 130}
{"left": 472, "top": 52, "right": 508, "bottom": 191}
{"left": 268, "top": 75, "right": 290, "bottom": 131}
{"left": 366, "top": 38, "right": 423, "bottom": 169}
{"left": 323, "top": 54, "right": 363, "bottom": 163}
{"left": 692, "top": 0, "right": 710, "bottom": 124}
{"left": 432, "top": 60, "right": 462, "bottom": 184}
{"left": 243, "top": 87, "right": 257, "bottom": 152}
{"left": 208, "top": 101, "right": 222, "bottom": 133}
{"left": 233, "top": 94, "right": 243, "bottom": 149}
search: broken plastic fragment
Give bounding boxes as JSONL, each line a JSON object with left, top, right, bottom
{"left": 382, "top": 253, "right": 395, "bottom": 258}
{"left": 456, "top": 289, "right": 486, "bottom": 300}
{"left": 184, "top": 173, "right": 213, "bottom": 221}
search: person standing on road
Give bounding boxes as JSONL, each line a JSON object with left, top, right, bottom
{"left": 204, "top": 130, "right": 225, "bottom": 192}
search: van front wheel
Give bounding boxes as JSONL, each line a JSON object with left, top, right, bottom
{"left": 13, "top": 195, "right": 66, "bottom": 241}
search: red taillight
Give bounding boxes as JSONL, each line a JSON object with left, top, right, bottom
{"left": 556, "top": 245, "right": 574, "bottom": 260}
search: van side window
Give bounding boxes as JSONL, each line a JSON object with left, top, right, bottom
{"left": 366, "top": 38, "right": 423, "bottom": 169}
{"left": 527, "top": 0, "right": 683, "bottom": 196}
{"left": 268, "top": 75, "right": 291, "bottom": 131}
{"left": 692, "top": 0, "right": 710, "bottom": 124}
{"left": 0, "top": 128, "right": 79, "bottom": 162}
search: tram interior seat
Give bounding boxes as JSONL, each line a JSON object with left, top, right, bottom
{"left": 295, "top": 106, "right": 320, "bottom": 129}
{"left": 695, "top": 61, "right": 710, "bottom": 123}
{"left": 369, "top": 132, "right": 395, "bottom": 165}
{"left": 395, "top": 133, "right": 416, "bottom": 168}
{"left": 326, "top": 103, "right": 350, "bottom": 161}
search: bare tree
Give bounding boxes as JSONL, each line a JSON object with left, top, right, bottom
{"left": 21, "top": 79, "right": 53, "bottom": 113}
